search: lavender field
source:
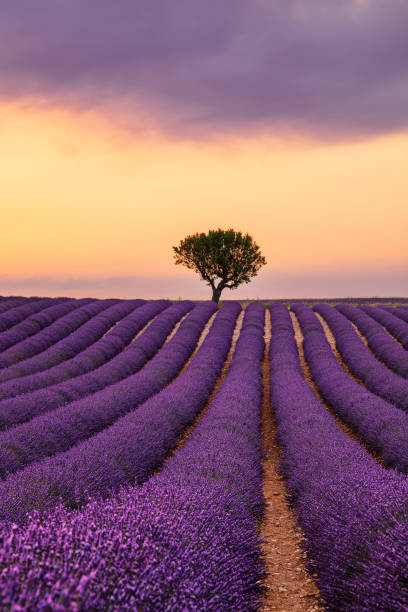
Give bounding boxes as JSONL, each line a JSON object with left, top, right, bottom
{"left": 0, "top": 295, "right": 408, "bottom": 610}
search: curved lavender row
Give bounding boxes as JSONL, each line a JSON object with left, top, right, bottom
{"left": 380, "top": 304, "right": 408, "bottom": 324}
{"left": 0, "top": 298, "right": 98, "bottom": 369}
{"left": 337, "top": 303, "right": 408, "bottom": 378}
{"left": 0, "top": 300, "right": 181, "bottom": 432}
{"left": 0, "top": 303, "right": 237, "bottom": 516}
{"left": 270, "top": 303, "right": 408, "bottom": 611}
{"left": 0, "top": 302, "right": 214, "bottom": 490}
{"left": 0, "top": 481, "right": 264, "bottom": 610}
{"left": 0, "top": 299, "right": 123, "bottom": 383}
{"left": 361, "top": 305, "right": 408, "bottom": 349}
{"left": 0, "top": 303, "right": 265, "bottom": 611}
{"left": 0, "top": 297, "right": 38, "bottom": 314}
{"left": 0, "top": 298, "right": 92, "bottom": 357}
{"left": 156, "top": 301, "right": 265, "bottom": 517}
{"left": 0, "top": 299, "right": 151, "bottom": 401}
{"left": 0, "top": 297, "right": 61, "bottom": 333}
{"left": 292, "top": 303, "right": 408, "bottom": 472}
{"left": 315, "top": 304, "right": 408, "bottom": 412}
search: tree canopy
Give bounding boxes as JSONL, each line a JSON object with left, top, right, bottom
{"left": 173, "top": 228, "right": 266, "bottom": 303}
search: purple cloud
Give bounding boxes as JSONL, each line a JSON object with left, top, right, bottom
{"left": 1, "top": 0, "right": 407, "bottom": 138}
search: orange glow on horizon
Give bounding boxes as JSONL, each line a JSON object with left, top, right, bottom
{"left": 1, "top": 99, "right": 407, "bottom": 285}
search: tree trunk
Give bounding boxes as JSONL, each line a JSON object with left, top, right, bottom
{"left": 211, "top": 285, "right": 223, "bottom": 304}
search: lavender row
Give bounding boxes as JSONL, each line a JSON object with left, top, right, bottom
{"left": 0, "top": 300, "right": 159, "bottom": 403}
{"left": 388, "top": 305, "right": 408, "bottom": 323}
{"left": 0, "top": 302, "right": 214, "bottom": 492}
{"left": 337, "top": 304, "right": 408, "bottom": 378}
{"left": 156, "top": 301, "right": 265, "bottom": 518}
{"left": 292, "top": 303, "right": 408, "bottom": 472}
{"left": 271, "top": 298, "right": 408, "bottom": 304}
{"left": 0, "top": 298, "right": 101, "bottom": 371}
{"left": 0, "top": 303, "right": 265, "bottom": 611}
{"left": 0, "top": 297, "right": 62, "bottom": 333}
{"left": 369, "top": 305, "right": 408, "bottom": 346}
{"left": 270, "top": 303, "right": 408, "bottom": 611}
{"left": 315, "top": 304, "right": 408, "bottom": 412}
{"left": 0, "top": 302, "right": 237, "bottom": 520}
{"left": 364, "top": 304, "right": 408, "bottom": 347}
{"left": 0, "top": 297, "right": 38, "bottom": 314}
{"left": 0, "top": 298, "right": 92, "bottom": 357}
{"left": 0, "top": 299, "right": 125, "bottom": 383}
{"left": 378, "top": 305, "right": 408, "bottom": 323}
{"left": 0, "top": 300, "right": 182, "bottom": 436}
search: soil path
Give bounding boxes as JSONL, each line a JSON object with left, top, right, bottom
{"left": 170, "top": 306, "right": 323, "bottom": 611}
{"left": 261, "top": 310, "right": 322, "bottom": 612}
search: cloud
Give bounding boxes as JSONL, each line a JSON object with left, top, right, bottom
{"left": 0, "top": 0, "right": 407, "bottom": 139}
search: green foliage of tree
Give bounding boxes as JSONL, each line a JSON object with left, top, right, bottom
{"left": 173, "top": 228, "right": 266, "bottom": 303}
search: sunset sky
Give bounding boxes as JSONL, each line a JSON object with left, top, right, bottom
{"left": 1, "top": 1, "right": 407, "bottom": 299}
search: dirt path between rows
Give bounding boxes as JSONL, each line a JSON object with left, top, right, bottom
{"left": 171, "top": 306, "right": 324, "bottom": 610}
{"left": 261, "top": 310, "right": 322, "bottom": 612}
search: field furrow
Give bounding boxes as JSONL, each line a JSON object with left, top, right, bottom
{"left": 0, "top": 297, "right": 407, "bottom": 610}
{"left": 293, "top": 303, "right": 408, "bottom": 471}
{"left": 0, "top": 297, "right": 61, "bottom": 333}
{"left": 0, "top": 297, "right": 39, "bottom": 314}
{"left": 261, "top": 309, "right": 321, "bottom": 612}
{"left": 0, "top": 301, "right": 176, "bottom": 428}
{"left": 362, "top": 305, "right": 408, "bottom": 348}
{"left": 337, "top": 304, "right": 408, "bottom": 377}
{"left": 163, "top": 307, "right": 244, "bottom": 458}
{"left": 0, "top": 302, "right": 219, "bottom": 521}
{"left": 0, "top": 302, "right": 206, "bottom": 479}
{"left": 269, "top": 303, "right": 408, "bottom": 611}
{"left": 0, "top": 299, "right": 124, "bottom": 382}
{"left": 0, "top": 300, "right": 166, "bottom": 401}
{"left": 0, "top": 298, "right": 92, "bottom": 355}
{"left": 316, "top": 303, "right": 408, "bottom": 411}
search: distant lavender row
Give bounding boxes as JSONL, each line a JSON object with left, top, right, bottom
{"left": 0, "top": 299, "right": 105, "bottom": 372}
{"left": 316, "top": 304, "right": 408, "bottom": 412}
{"left": 0, "top": 299, "right": 123, "bottom": 383}
{"left": 0, "top": 303, "right": 265, "bottom": 610}
{"left": 0, "top": 302, "right": 215, "bottom": 516}
{"left": 0, "top": 298, "right": 93, "bottom": 357}
{"left": 0, "top": 300, "right": 166, "bottom": 411}
{"left": 0, "top": 297, "right": 62, "bottom": 332}
{"left": 337, "top": 304, "right": 408, "bottom": 378}
{"left": 292, "top": 303, "right": 408, "bottom": 472}
{"left": 0, "top": 301, "right": 189, "bottom": 470}
{"left": 0, "top": 297, "right": 38, "bottom": 314}
{"left": 271, "top": 297, "right": 408, "bottom": 304}
{"left": 270, "top": 303, "right": 408, "bottom": 611}
{"left": 387, "top": 305, "right": 408, "bottom": 323}
{"left": 364, "top": 305, "right": 408, "bottom": 348}
{"left": 0, "top": 302, "right": 237, "bottom": 516}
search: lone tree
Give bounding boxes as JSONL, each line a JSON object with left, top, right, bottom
{"left": 173, "top": 228, "right": 266, "bottom": 304}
